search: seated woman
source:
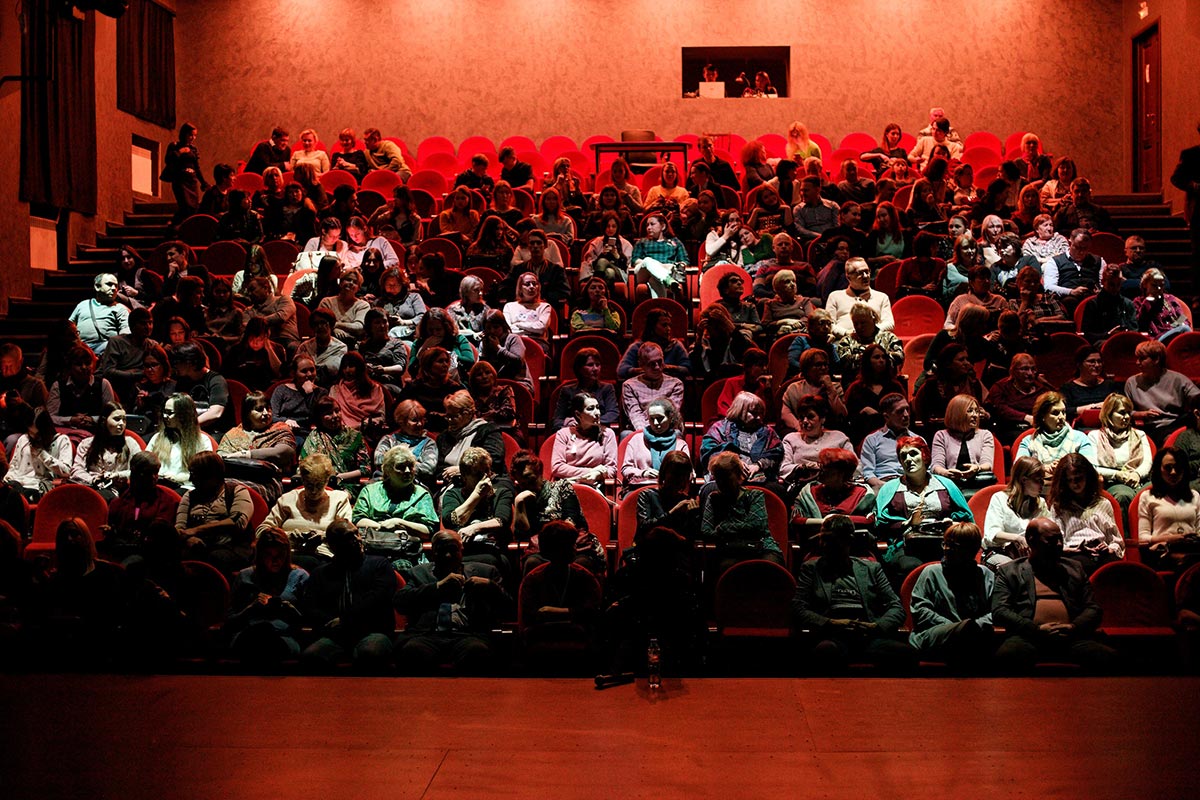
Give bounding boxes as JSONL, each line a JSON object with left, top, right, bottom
{"left": 569, "top": 277, "right": 622, "bottom": 335}
{"left": 621, "top": 343, "right": 685, "bottom": 433}
{"left": 631, "top": 213, "right": 689, "bottom": 299}
{"left": 301, "top": 217, "right": 348, "bottom": 266}
{"left": 352, "top": 444, "right": 439, "bottom": 573}
{"left": 1045, "top": 452, "right": 1123, "bottom": 575}
{"left": 222, "top": 317, "right": 283, "bottom": 390}
{"left": 606, "top": 157, "right": 643, "bottom": 215}
{"left": 400, "top": 346, "right": 466, "bottom": 429}
{"left": 579, "top": 210, "right": 633, "bottom": 288}
{"left": 438, "top": 446, "right": 515, "bottom": 574}
{"left": 895, "top": 230, "right": 947, "bottom": 299}
{"left": 618, "top": 310, "right": 691, "bottom": 380}
{"left": 512, "top": 449, "right": 604, "bottom": 578}
{"left": 263, "top": 182, "right": 318, "bottom": 242}
{"left": 343, "top": 216, "right": 399, "bottom": 272}
{"left": 436, "top": 187, "right": 481, "bottom": 243}
{"left": 943, "top": 232, "right": 981, "bottom": 295}
{"left": 832, "top": 303, "right": 905, "bottom": 381}
{"left": 290, "top": 129, "right": 329, "bottom": 175}
{"left": 329, "top": 127, "right": 369, "bottom": 179}
{"left": 225, "top": 527, "right": 309, "bottom": 665}
{"left": 699, "top": 451, "right": 785, "bottom": 574}
{"left": 176, "top": 451, "right": 254, "bottom": 573}
{"left": 1060, "top": 346, "right": 1121, "bottom": 421}
{"left": 690, "top": 303, "right": 756, "bottom": 382}
{"left": 1135, "top": 268, "right": 1191, "bottom": 342}
{"left": 259, "top": 453, "right": 353, "bottom": 564}
{"left": 230, "top": 244, "right": 276, "bottom": 301}
{"left": 1022, "top": 214, "right": 1070, "bottom": 261}
{"left": 790, "top": 447, "right": 874, "bottom": 551}
{"left": 908, "top": 522, "right": 996, "bottom": 668}
{"left": 270, "top": 356, "right": 326, "bottom": 444}
{"left": 875, "top": 435, "right": 973, "bottom": 584}
{"left": 814, "top": 237, "right": 853, "bottom": 300}
{"left": 739, "top": 139, "right": 773, "bottom": 192}
{"left": 473, "top": 310, "right": 531, "bottom": 390}
{"left": 356, "top": 245, "right": 389, "bottom": 301}
{"left": 1010, "top": 185, "right": 1043, "bottom": 236}
{"left": 716, "top": 348, "right": 771, "bottom": 420}
{"left": 502, "top": 271, "right": 554, "bottom": 355}
{"left": 983, "top": 456, "right": 1047, "bottom": 568}
{"left": 216, "top": 189, "right": 264, "bottom": 246}
{"left": 643, "top": 162, "right": 689, "bottom": 217}
{"left": 780, "top": 348, "right": 849, "bottom": 432}
{"left": 329, "top": 352, "right": 386, "bottom": 431}
{"left": 633, "top": 451, "right": 698, "bottom": 546}
{"left": 551, "top": 392, "right": 618, "bottom": 489}
{"left": 218, "top": 390, "right": 297, "bottom": 474}
{"left": 715, "top": 271, "right": 762, "bottom": 339}
{"left": 296, "top": 309, "right": 348, "bottom": 388}
{"left": 904, "top": 179, "right": 947, "bottom": 231}
{"left": 619, "top": 398, "right": 689, "bottom": 497}
{"left": 465, "top": 215, "right": 516, "bottom": 272}
{"left": 680, "top": 189, "right": 720, "bottom": 243}
{"left": 316, "top": 268, "right": 371, "bottom": 346}
{"left": 500, "top": 228, "right": 571, "bottom": 305}
{"left": 435, "top": 390, "right": 506, "bottom": 483}
{"left": 844, "top": 343, "right": 907, "bottom": 442}
{"left": 913, "top": 344, "right": 986, "bottom": 432}
{"left": 204, "top": 279, "right": 244, "bottom": 349}
{"left": 358, "top": 310, "right": 409, "bottom": 390}
{"left": 103, "top": 451, "right": 180, "bottom": 561}
{"left": 298, "top": 396, "right": 371, "bottom": 498}
{"left": 985, "top": 354, "right": 1055, "bottom": 445}
{"left": 46, "top": 344, "right": 117, "bottom": 441}
{"left": 4, "top": 408, "right": 72, "bottom": 499}
{"left": 1126, "top": 339, "right": 1200, "bottom": 445}
{"left": 553, "top": 347, "right": 620, "bottom": 430}
{"left": 780, "top": 394, "right": 853, "bottom": 490}
{"left": 532, "top": 187, "right": 576, "bottom": 241}
{"left": 582, "top": 186, "right": 634, "bottom": 241}
{"left": 761, "top": 270, "right": 818, "bottom": 338}
{"left": 447, "top": 275, "right": 491, "bottom": 345}
{"left": 1138, "top": 446, "right": 1200, "bottom": 571}
{"left": 407, "top": 307, "right": 476, "bottom": 383}
{"left": 1088, "top": 393, "right": 1151, "bottom": 511}
{"left": 70, "top": 402, "right": 139, "bottom": 501}
{"left": 930, "top": 394, "right": 995, "bottom": 498}
{"left": 865, "top": 201, "right": 907, "bottom": 268}
{"left": 147, "top": 393, "right": 211, "bottom": 490}
{"left": 375, "top": 399, "right": 438, "bottom": 484}
{"left": 1016, "top": 391, "right": 1096, "bottom": 476}
{"left": 478, "top": 180, "right": 525, "bottom": 230}
{"left": 700, "top": 391, "right": 784, "bottom": 486}
{"left": 468, "top": 361, "right": 518, "bottom": 440}
{"left": 746, "top": 184, "right": 793, "bottom": 238}
{"left": 368, "top": 185, "right": 424, "bottom": 247}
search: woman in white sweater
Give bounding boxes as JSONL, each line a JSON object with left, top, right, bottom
{"left": 5, "top": 409, "right": 72, "bottom": 498}
{"left": 258, "top": 453, "right": 353, "bottom": 565}
{"left": 1046, "top": 453, "right": 1123, "bottom": 575}
{"left": 983, "top": 456, "right": 1048, "bottom": 569}
{"left": 1087, "top": 394, "right": 1152, "bottom": 512}
{"left": 1138, "top": 446, "right": 1200, "bottom": 571}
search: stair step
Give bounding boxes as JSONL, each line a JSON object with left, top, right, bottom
{"left": 133, "top": 201, "right": 177, "bottom": 213}
{"left": 1114, "top": 216, "right": 1187, "bottom": 230}
{"left": 1095, "top": 193, "right": 1163, "bottom": 204}
{"left": 43, "top": 272, "right": 98, "bottom": 289}
{"left": 124, "top": 212, "right": 173, "bottom": 225}
{"left": 96, "top": 235, "right": 164, "bottom": 249}
{"left": 1106, "top": 204, "right": 1171, "bottom": 216}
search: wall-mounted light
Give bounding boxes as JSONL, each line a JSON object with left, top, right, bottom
{"left": 1139, "top": 2, "right": 1149, "bottom": 19}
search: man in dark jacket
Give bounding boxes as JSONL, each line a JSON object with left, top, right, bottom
{"left": 992, "top": 517, "right": 1117, "bottom": 672}
{"left": 792, "top": 514, "right": 916, "bottom": 673}
{"left": 299, "top": 520, "right": 396, "bottom": 670}
{"left": 394, "top": 530, "right": 511, "bottom": 674}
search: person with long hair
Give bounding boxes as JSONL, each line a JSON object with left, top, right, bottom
{"left": 225, "top": 526, "right": 310, "bottom": 664}
{"left": 329, "top": 352, "right": 386, "bottom": 431}
{"left": 844, "top": 343, "right": 906, "bottom": 437}
{"left": 569, "top": 276, "right": 622, "bottom": 334}
{"left": 399, "top": 346, "right": 465, "bottom": 428}
{"left": 70, "top": 402, "right": 138, "bottom": 499}
{"left": 618, "top": 309, "right": 692, "bottom": 379}
{"left": 543, "top": 156, "right": 587, "bottom": 220}
{"left": 531, "top": 187, "right": 574, "bottom": 240}
{"left": 4, "top": 409, "right": 72, "bottom": 499}
{"left": 148, "top": 393, "right": 210, "bottom": 490}
{"left": 218, "top": 390, "right": 297, "bottom": 474}
{"left": 1039, "top": 156, "right": 1078, "bottom": 212}
{"left": 296, "top": 309, "right": 348, "bottom": 387}
{"left": 1045, "top": 452, "right": 1123, "bottom": 575}
{"left": 861, "top": 123, "right": 907, "bottom": 176}
{"left": 502, "top": 272, "right": 554, "bottom": 355}
{"left": 1015, "top": 391, "right": 1095, "bottom": 475}
{"left": 582, "top": 185, "right": 635, "bottom": 239}
{"left": 983, "top": 455, "right": 1047, "bottom": 566}
{"left": 1139, "top": 446, "right": 1200, "bottom": 570}
{"left": 746, "top": 183, "right": 792, "bottom": 238}
{"left": 356, "top": 309, "right": 409, "bottom": 390}
{"left": 740, "top": 139, "right": 773, "bottom": 192}
{"left": 440, "top": 185, "right": 483, "bottom": 239}
{"left": 1088, "top": 393, "right": 1151, "bottom": 511}
{"left": 478, "top": 310, "right": 532, "bottom": 388}
{"left": 316, "top": 267, "right": 371, "bottom": 345}
{"left": 466, "top": 215, "right": 516, "bottom": 272}
{"left": 467, "top": 360, "right": 518, "bottom": 438}
{"left": 866, "top": 200, "right": 906, "bottom": 267}
{"left": 786, "top": 121, "right": 821, "bottom": 161}
{"left": 299, "top": 396, "right": 371, "bottom": 498}
{"left": 408, "top": 307, "right": 476, "bottom": 382}
{"left": 608, "top": 157, "right": 644, "bottom": 214}
{"left": 553, "top": 346, "right": 620, "bottom": 429}
{"left": 580, "top": 210, "right": 633, "bottom": 286}
{"left": 113, "top": 244, "right": 157, "bottom": 309}
{"left": 232, "top": 244, "right": 276, "bottom": 298}
{"left": 447, "top": 274, "right": 490, "bottom": 344}
{"left": 632, "top": 213, "right": 689, "bottom": 299}
{"left": 367, "top": 185, "right": 424, "bottom": 246}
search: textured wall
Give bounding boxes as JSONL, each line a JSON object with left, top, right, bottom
{"left": 0, "top": 5, "right": 29, "bottom": 312}
{"left": 177, "top": 0, "right": 1126, "bottom": 188}
{"left": 1122, "top": 0, "right": 1200, "bottom": 211}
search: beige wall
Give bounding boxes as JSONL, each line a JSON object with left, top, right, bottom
{"left": 1123, "top": 0, "right": 1200, "bottom": 212}
{"left": 177, "top": 0, "right": 1126, "bottom": 188}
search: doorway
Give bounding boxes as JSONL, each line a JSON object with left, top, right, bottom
{"left": 1133, "top": 23, "right": 1162, "bottom": 193}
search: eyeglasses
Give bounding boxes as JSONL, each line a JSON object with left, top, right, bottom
{"left": 162, "top": 410, "right": 176, "bottom": 418}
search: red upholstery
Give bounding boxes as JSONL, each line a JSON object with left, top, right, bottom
{"left": 1100, "top": 331, "right": 1151, "bottom": 382}
{"left": 360, "top": 170, "right": 402, "bottom": 195}
{"left": 960, "top": 148, "right": 1003, "bottom": 171}
{"left": 839, "top": 132, "right": 879, "bottom": 152}
{"left": 1089, "top": 232, "right": 1126, "bottom": 265}
{"left": 630, "top": 297, "right": 689, "bottom": 342}
{"left": 539, "top": 135, "right": 578, "bottom": 161}
{"left": 231, "top": 172, "right": 264, "bottom": 194}
{"left": 714, "top": 559, "right": 795, "bottom": 637}
{"left": 558, "top": 336, "right": 622, "bottom": 382}
{"left": 891, "top": 295, "right": 946, "bottom": 341}
{"left": 900, "top": 561, "right": 938, "bottom": 631}
{"left": 1089, "top": 561, "right": 1173, "bottom": 633}
{"left": 1166, "top": 331, "right": 1200, "bottom": 378}
{"left": 744, "top": 486, "right": 789, "bottom": 566}
{"left": 202, "top": 240, "right": 247, "bottom": 276}
{"left": 413, "top": 236, "right": 463, "bottom": 271}
{"left": 963, "top": 131, "right": 1003, "bottom": 153}
{"left": 26, "top": 485, "right": 109, "bottom": 558}
{"left": 262, "top": 239, "right": 300, "bottom": 276}
{"left": 177, "top": 214, "right": 219, "bottom": 247}
{"left": 180, "top": 560, "right": 231, "bottom": 629}
{"left": 1036, "top": 332, "right": 1089, "bottom": 389}
{"left": 408, "top": 170, "right": 449, "bottom": 197}
{"left": 419, "top": 151, "right": 460, "bottom": 177}
{"left": 699, "top": 264, "right": 752, "bottom": 309}
{"left": 318, "top": 169, "right": 357, "bottom": 192}
{"left": 874, "top": 260, "right": 901, "bottom": 298}
{"left": 968, "top": 485, "right": 1004, "bottom": 530}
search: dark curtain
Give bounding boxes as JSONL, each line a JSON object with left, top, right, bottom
{"left": 19, "top": 0, "right": 98, "bottom": 214}
{"left": 117, "top": 0, "right": 176, "bottom": 129}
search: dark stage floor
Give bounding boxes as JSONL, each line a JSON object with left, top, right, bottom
{"left": 2, "top": 675, "right": 1196, "bottom": 799}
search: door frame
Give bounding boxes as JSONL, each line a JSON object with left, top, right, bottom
{"left": 1131, "top": 18, "right": 1162, "bottom": 193}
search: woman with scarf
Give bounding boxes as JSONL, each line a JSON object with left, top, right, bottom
{"left": 1015, "top": 391, "right": 1096, "bottom": 478}
{"left": 618, "top": 398, "right": 689, "bottom": 498}
{"left": 1087, "top": 393, "right": 1151, "bottom": 512}
{"left": 434, "top": 390, "right": 506, "bottom": 483}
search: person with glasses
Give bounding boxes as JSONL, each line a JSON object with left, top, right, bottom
{"left": 434, "top": 390, "right": 506, "bottom": 483}
{"left": 1125, "top": 339, "right": 1200, "bottom": 445}
{"left": 824, "top": 257, "right": 894, "bottom": 337}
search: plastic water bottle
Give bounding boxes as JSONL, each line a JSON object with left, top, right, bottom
{"left": 647, "top": 638, "right": 662, "bottom": 689}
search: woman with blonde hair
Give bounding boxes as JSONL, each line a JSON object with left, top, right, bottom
{"left": 290, "top": 128, "right": 329, "bottom": 175}
{"left": 786, "top": 122, "right": 821, "bottom": 161}
{"left": 532, "top": 187, "right": 575, "bottom": 240}
{"left": 983, "top": 456, "right": 1048, "bottom": 567}
{"left": 147, "top": 393, "right": 210, "bottom": 490}
{"left": 1088, "top": 393, "right": 1151, "bottom": 510}
{"left": 930, "top": 394, "right": 994, "bottom": 497}
{"left": 259, "top": 453, "right": 353, "bottom": 563}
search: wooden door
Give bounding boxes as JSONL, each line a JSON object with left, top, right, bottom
{"left": 1134, "top": 24, "right": 1162, "bottom": 193}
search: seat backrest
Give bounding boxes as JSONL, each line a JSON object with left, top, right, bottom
{"left": 744, "top": 486, "right": 789, "bottom": 566}
{"left": 714, "top": 558, "right": 796, "bottom": 634}
{"left": 573, "top": 483, "right": 612, "bottom": 546}
{"left": 225, "top": 378, "right": 250, "bottom": 426}
{"left": 1174, "top": 561, "right": 1200, "bottom": 612}
{"left": 701, "top": 379, "right": 728, "bottom": 429}
{"left": 616, "top": 485, "right": 652, "bottom": 552}
{"left": 968, "top": 484, "right": 1005, "bottom": 530}
{"left": 874, "top": 260, "right": 902, "bottom": 299}
{"left": 31, "top": 484, "right": 109, "bottom": 546}
{"left": 500, "top": 431, "right": 522, "bottom": 468}
{"left": 1100, "top": 331, "right": 1151, "bottom": 382}
{"left": 767, "top": 333, "right": 800, "bottom": 397}
{"left": 177, "top": 214, "right": 220, "bottom": 247}
{"left": 457, "top": 135, "right": 498, "bottom": 161}
{"left": 900, "top": 561, "right": 938, "bottom": 631}
{"left": 839, "top": 132, "right": 879, "bottom": 153}
{"left": 559, "top": 336, "right": 622, "bottom": 382}
{"left": 360, "top": 169, "right": 402, "bottom": 195}
{"left": 180, "top": 560, "right": 231, "bottom": 629}
{"left": 1009, "top": 428, "right": 1036, "bottom": 462}
{"left": 1100, "top": 490, "right": 1125, "bottom": 538}
{"left": 231, "top": 172, "right": 264, "bottom": 194}
{"left": 407, "top": 169, "right": 449, "bottom": 197}
{"left": 496, "top": 378, "right": 535, "bottom": 428}
{"left": 900, "top": 332, "right": 936, "bottom": 383}
{"left": 262, "top": 239, "right": 300, "bottom": 277}
{"left": 420, "top": 151, "right": 460, "bottom": 178}
{"left": 1164, "top": 426, "right": 1187, "bottom": 448}
{"left": 318, "top": 169, "right": 357, "bottom": 192}
{"left": 539, "top": 135, "right": 578, "bottom": 161}
{"left": 960, "top": 148, "right": 1003, "bottom": 171}
{"left": 1166, "top": 331, "right": 1200, "bottom": 378}
{"left": 1089, "top": 560, "right": 1171, "bottom": 627}
{"left": 414, "top": 236, "right": 463, "bottom": 271}
{"left": 244, "top": 485, "right": 270, "bottom": 533}
{"left": 892, "top": 184, "right": 914, "bottom": 211}
{"left": 280, "top": 268, "right": 314, "bottom": 299}
{"left": 1036, "top": 332, "right": 1089, "bottom": 388}
{"left": 416, "top": 135, "right": 456, "bottom": 162}
{"left": 1089, "top": 232, "right": 1126, "bottom": 265}
{"left": 891, "top": 295, "right": 946, "bottom": 341}
{"left": 500, "top": 135, "right": 538, "bottom": 154}
{"left": 963, "top": 131, "right": 1003, "bottom": 153}
{"left": 202, "top": 240, "right": 248, "bottom": 276}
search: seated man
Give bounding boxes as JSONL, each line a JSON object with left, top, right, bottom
{"left": 1116, "top": 235, "right": 1167, "bottom": 298}
{"left": 98, "top": 306, "right": 157, "bottom": 406}
{"left": 1043, "top": 228, "right": 1103, "bottom": 316}
{"left": 394, "top": 529, "right": 511, "bottom": 674}
{"left": 498, "top": 146, "right": 534, "bottom": 191}
{"left": 909, "top": 522, "right": 996, "bottom": 668}
{"left": 694, "top": 135, "right": 740, "bottom": 192}
{"left": 299, "top": 519, "right": 397, "bottom": 670}
{"left": 169, "top": 341, "right": 234, "bottom": 435}
{"left": 792, "top": 176, "right": 840, "bottom": 242}
{"left": 908, "top": 118, "right": 963, "bottom": 170}
{"left": 242, "top": 276, "right": 300, "bottom": 352}
{"left": 1052, "top": 177, "right": 1113, "bottom": 234}
{"left": 916, "top": 107, "right": 962, "bottom": 143}
{"left": 791, "top": 514, "right": 916, "bottom": 673}
{"left": 992, "top": 517, "right": 1118, "bottom": 672}
{"left": 453, "top": 154, "right": 495, "bottom": 201}
{"left": 363, "top": 127, "right": 412, "bottom": 181}
{"left": 825, "top": 257, "right": 895, "bottom": 336}
{"left": 1080, "top": 263, "right": 1136, "bottom": 344}
{"left": 859, "top": 394, "right": 917, "bottom": 491}
{"left": 69, "top": 272, "right": 129, "bottom": 355}
{"left": 245, "top": 127, "right": 291, "bottom": 175}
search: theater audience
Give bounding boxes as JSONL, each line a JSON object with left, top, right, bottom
{"left": 908, "top": 522, "right": 996, "bottom": 668}
{"left": 225, "top": 527, "right": 309, "bottom": 665}
{"left": 1044, "top": 453, "right": 1122, "bottom": 575}
{"left": 176, "top": 451, "right": 254, "bottom": 573}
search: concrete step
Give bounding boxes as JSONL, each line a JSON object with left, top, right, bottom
{"left": 133, "top": 200, "right": 177, "bottom": 214}
{"left": 1113, "top": 215, "right": 1188, "bottom": 230}
{"left": 1107, "top": 204, "right": 1171, "bottom": 216}
{"left": 124, "top": 212, "right": 173, "bottom": 225}
{"left": 96, "top": 234, "right": 164, "bottom": 250}
{"left": 1095, "top": 192, "right": 1163, "bottom": 205}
